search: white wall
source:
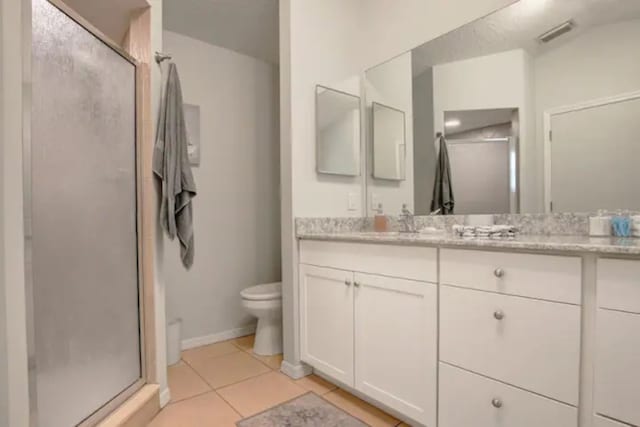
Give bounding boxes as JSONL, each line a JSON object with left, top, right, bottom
{"left": 162, "top": 31, "right": 281, "bottom": 344}
{"left": 365, "top": 52, "right": 414, "bottom": 216}
{"left": 279, "top": 0, "right": 515, "bottom": 371}
{"left": 432, "top": 49, "right": 537, "bottom": 212}
{"left": 534, "top": 19, "right": 640, "bottom": 212}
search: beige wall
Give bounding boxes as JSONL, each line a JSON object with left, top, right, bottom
{"left": 1, "top": 0, "right": 30, "bottom": 424}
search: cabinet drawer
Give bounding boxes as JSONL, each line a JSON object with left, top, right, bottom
{"left": 598, "top": 259, "right": 640, "bottom": 314}
{"left": 440, "top": 249, "right": 581, "bottom": 304}
{"left": 439, "top": 363, "right": 577, "bottom": 427}
{"left": 300, "top": 240, "right": 437, "bottom": 282}
{"left": 440, "top": 285, "right": 581, "bottom": 405}
{"left": 595, "top": 309, "right": 640, "bottom": 426}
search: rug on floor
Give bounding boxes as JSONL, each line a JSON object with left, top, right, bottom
{"left": 236, "top": 392, "right": 369, "bottom": 427}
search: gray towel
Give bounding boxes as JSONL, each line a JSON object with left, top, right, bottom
{"left": 153, "top": 63, "right": 197, "bottom": 268}
{"left": 430, "top": 134, "right": 455, "bottom": 215}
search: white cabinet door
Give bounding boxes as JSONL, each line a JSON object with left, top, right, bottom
{"left": 299, "top": 264, "right": 354, "bottom": 386}
{"left": 595, "top": 308, "right": 640, "bottom": 426}
{"left": 354, "top": 273, "right": 437, "bottom": 427}
{"left": 439, "top": 363, "right": 578, "bottom": 427}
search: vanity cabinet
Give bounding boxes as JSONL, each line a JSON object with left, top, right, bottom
{"left": 299, "top": 241, "right": 438, "bottom": 427}
{"left": 594, "top": 259, "right": 640, "bottom": 427}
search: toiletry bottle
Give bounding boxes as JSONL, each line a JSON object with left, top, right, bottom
{"left": 589, "top": 210, "right": 611, "bottom": 237}
{"left": 374, "top": 203, "right": 388, "bottom": 232}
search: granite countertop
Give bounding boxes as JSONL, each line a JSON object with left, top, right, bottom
{"left": 297, "top": 230, "right": 640, "bottom": 255}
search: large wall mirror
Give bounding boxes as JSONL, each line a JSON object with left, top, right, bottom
{"left": 364, "top": 0, "right": 640, "bottom": 216}
{"left": 316, "top": 85, "right": 361, "bottom": 176}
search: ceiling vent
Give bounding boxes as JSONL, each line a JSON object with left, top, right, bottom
{"left": 538, "top": 20, "right": 575, "bottom": 43}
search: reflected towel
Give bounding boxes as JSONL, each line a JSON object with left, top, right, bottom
{"left": 153, "top": 63, "right": 197, "bottom": 268}
{"left": 430, "top": 135, "right": 455, "bottom": 215}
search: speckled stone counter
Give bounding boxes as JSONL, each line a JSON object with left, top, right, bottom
{"left": 297, "top": 230, "right": 640, "bottom": 256}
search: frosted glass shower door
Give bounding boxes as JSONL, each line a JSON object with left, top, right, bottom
{"left": 30, "top": 0, "right": 141, "bottom": 426}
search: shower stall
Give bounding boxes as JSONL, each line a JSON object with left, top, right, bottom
{"left": 26, "top": 0, "right": 145, "bottom": 425}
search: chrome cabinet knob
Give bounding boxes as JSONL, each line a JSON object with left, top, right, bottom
{"left": 494, "top": 268, "right": 505, "bottom": 278}
{"left": 494, "top": 310, "right": 505, "bottom": 320}
{"left": 492, "top": 398, "right": 503, "bottom": 408}
{"left": 344, "top": 279, "right": 352, "bottom": 286}
{"left": 354, "top": 281, "right": 361, "bottom": 288}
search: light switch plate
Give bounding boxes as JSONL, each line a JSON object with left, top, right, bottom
{"left": 348, "top": 193, "right": 358, "bottom": 211}
{"left": 371, "top": 193, "right": 381, "bottom": 210}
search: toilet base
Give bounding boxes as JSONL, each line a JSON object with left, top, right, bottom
{"left": 253, "top": 315, "right": 283, "bottom": 356}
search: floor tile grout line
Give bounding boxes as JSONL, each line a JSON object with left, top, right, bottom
{"left": 181, "top": 349, "right": 273, "bottom": 389}
{"left": 173, "top": 357, "right": 246, "bottom": 419}
{"left": 166, "top": 389, "right": 213, "bottom": 406}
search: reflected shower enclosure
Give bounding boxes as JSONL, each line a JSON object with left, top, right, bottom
{"left": 29, "top": 0, "right": 143, "bottom": 425}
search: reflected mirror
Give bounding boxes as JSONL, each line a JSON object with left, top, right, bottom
{"left": 316, "top": 85, "right": 361, "bottom": 176}
{"left": 373, "top": 102, "right": 406, "bottom": 180}
{"left": 364, "top": 0, "right": 640, "bottom": 215}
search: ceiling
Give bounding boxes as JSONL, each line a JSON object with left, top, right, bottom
{"left": 445, "top": 108, "right": 515, "bottom": 134}
{"left": 163, "top": 0, "right": 279, "bottom": 64}
{"left": 412, "top": 0, "right": 640, "bottom": 76}
{"left": 63, "top": 0, "right": 149, "bottom": 44}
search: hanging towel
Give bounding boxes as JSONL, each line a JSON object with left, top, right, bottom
{"left": 430, "top": 134, "right": 455, "bottom": 215}
{"left": 153, "top": 63, "right": 197, "bottom": 268}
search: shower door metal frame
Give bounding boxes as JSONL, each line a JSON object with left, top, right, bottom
{"left": 22, "top": 0, "right": 149, "bottom": 425}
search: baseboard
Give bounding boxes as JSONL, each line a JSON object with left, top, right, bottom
{"left": 159, "top": 387, "right": 171, "bottom": 408}
{"left": 181, "top": 324, "right": 257, "bottom": 350}
{"left": 280, "top": 360, "right": 313, "bottom": 379}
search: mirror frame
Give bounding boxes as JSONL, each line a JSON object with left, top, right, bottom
{"left": 371, "top": 101, "right": 407, "bottom": 181}
{"left": 315, "top": 84, "right": 362, "bottom": 177}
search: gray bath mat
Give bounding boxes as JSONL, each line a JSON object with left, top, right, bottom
{"left": 237, "top": 392, "right": 369, "bottom": 427}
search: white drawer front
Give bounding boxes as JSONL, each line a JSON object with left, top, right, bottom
{"left": 300, "top": 240, "right": 437, "bottom": 282}
{"left": 595, "top": 309, "right": 640, "bottom": 426}
{"left": 439, "top": 363, "right": 578, "bottom": 427}
{"left": 598, "top": 259, "right": 640, "bottom": 314}
{"left": 440, "top": 285, "right": 581, "bottom": 405}
{"left": 440, "top": 249, "right": 581, "bottom": 304}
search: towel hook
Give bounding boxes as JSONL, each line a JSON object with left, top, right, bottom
{"left": 155, "top": 51, "right": 172, "bottom": 65}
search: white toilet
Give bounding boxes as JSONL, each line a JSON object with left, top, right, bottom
{"left": 240, "top": 282, "right": 283, "bottom": 356}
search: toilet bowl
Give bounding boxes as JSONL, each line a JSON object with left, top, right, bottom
{"left": 241, "top": 282, "right": 282, "bottom": 356}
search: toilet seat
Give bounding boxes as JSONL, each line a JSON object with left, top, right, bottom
{"left": 241, "top": 282, "right": 282, "bottom": 301}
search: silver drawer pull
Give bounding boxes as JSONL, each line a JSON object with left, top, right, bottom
{"left": 492, "top": 398, "right": 503, "bottom": 408}
{"left": 344, "top": 279, "right": 352, "bottom": 286}
{"left": 493, "top": 310, "right": 505, "bottom": 320}
{"left": 354, "top": 281, "right": 361, "bottom": 288}
{"left": 494, "top": 268, "right": 505, "bottom": 278}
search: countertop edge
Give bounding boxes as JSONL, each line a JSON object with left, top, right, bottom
{"left": 296, "top": 233, "right": 640, "bottom": 256}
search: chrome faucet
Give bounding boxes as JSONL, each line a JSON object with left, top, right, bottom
{"left": 399, "top": 204, "right": 417, "bottom": 233}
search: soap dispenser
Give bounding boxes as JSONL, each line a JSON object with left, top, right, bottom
{"left": 374, "top": 203, "right": 388, "bottom": 232}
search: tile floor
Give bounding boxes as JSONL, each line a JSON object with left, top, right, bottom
{"left": 148, "top": 334, "right": 411, "bottom": 427}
